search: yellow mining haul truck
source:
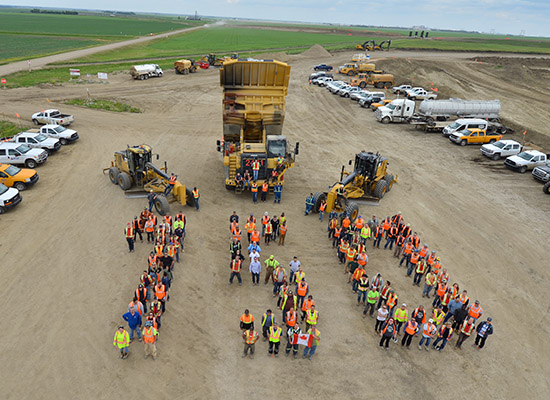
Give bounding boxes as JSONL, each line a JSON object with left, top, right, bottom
{"left": 338, "top": 63, "right": 376, "bottom": 76}
{"left": 174, "top": 59, "right": 197, "bottom": 74}
{"left": 216, "top": 59, "right": 299, "bottom": 192}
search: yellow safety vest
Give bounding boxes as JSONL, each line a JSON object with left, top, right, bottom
{"left": 113, "top": 330, "right": 129, "bottom": 349}
{"left": 306, "top": 310, "right": 318, "bottom": 325}
{"left": 269, "top": 327, "right": 282, "bottom": 342}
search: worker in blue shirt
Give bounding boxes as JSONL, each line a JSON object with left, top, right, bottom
{"left": 122, "top": 307, "right": 142, "bottom": 342}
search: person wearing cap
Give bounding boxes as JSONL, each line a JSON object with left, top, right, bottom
{"left": 418, "top": 319, "right": 437, "bottom": 351}
{"left": 261, "top": 212, "right": 270, "bottom": 237}
{"left": 264, "top": 255, "right": 279, "bottom": 285}
{"left": 367, "top": 215, "right": 379, "bottom": 231}
{"left": 229, "top": 211, "right": 239, "bottom": 225}
{"left": 132, "top": 216, "right": 143, "bottom": 243}
{"left": 113, "top": 325, "right": 130, "bottom": 359}
{"left": 122, "top": 307, "right": 142, "bottom": 342}
{"left": 147, "top": 190, "right": 157, "bottom": 212}
{"left": 142, "top": 321, "right": 159, "bottom": 360}
{"left": 304, "top": 193, "right": 314, "bottom": 215}
{"left": 272, "top": 263, "right": 287, "bottom": 296}
{"left": 318, "top": 199, "right": 327, "bottom": 222}
{"left": 242, "top": 328, "right": 259, "bottom": 359}
{"left": 455, "top": 317, "right": 475, "bottom": 349}
{"left": 432, "top": 321, "right": 453, "bottom": 351}
{"left": 474, "top": 317, "right": 493, "bottom": 349}
{"left": 393, "top": 304, "right": 409, "bottom": 337}
{"left": 240, "top": 309, "right": 255, "bottom": 331}
{"left": 124, "top": 222, "right": 135, "bottom": 253}
{"left": 467, "top": 300, "right": 484, "bottom": 323}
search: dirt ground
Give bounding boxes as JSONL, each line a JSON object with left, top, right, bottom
{"left": 1, "top": 49, "right": 549, "bottom": 400}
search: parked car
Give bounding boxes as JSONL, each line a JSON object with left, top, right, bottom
{"left": 0, "top": 183, "right": 22, "bottom": 214}
{"left": 480, "top": 140, "right": 522, "bottom": 160}
{"left": 370, "top": 99, "right": 392, "bottom": 111}
{"left": 0, "top": 142, "right": 48, "bottom": 168}
{"left": 407, "top": 88, "right": 437, "bottom": 100}
{"left": 359, "top": 92, "right": 385, "bottom": 108}
{"left": 449, "top": 128, "right": 502, "bottom": 146}
{"left": 327, "top": 81, "right": 347, "bottom": 94}
{"left": 350, "top": 90, "right": 371, "bottom": 101}
{"left": 0, "top": 163, "right": 38, "bottom": 191}
{"left": 25, "top": 124, "right": 79, "bottom": 145}
{"left": 505, "top": 150, "right": 549, "bottom": 173}
{"left": 309, "top": 71, "right": 333, "bottom": 81}
{"left": 31, "top": 109, "right": 74, "bottom": 126}
{"left": 532, "top": 163, "right": 550, "bottom": 183}
{"left": 314, "top": 64, "right": 333, "bottom": 71}
{"left": 339, "top": 86, "right": 363, "bottom": 98}
{"left": 7, "top": 131, "right": 61, "bottom": 155}
{"left": 442, "top": 118, "right": 489, "bottom": 137}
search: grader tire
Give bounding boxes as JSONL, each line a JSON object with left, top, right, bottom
{"left": 117, "top": 172, "right": 132, "bottom": 190}
{"left": 186, "top": 187, "right": 196, "bottom": 206}
{"left": 543, "top": 181, "right": 550, "bottom": 195}
{"left": 312, "top": 192, "right": 326, "bottom": 213}
{"left": 374, "top": 180, "right": 388, "bottom": 199}
{"left": 108, "top": 167, "right": 120, "bottom": 185}
{"left": 344, "top": 202, "right": 359, "bottom": 221}
{"left": 384, "top": 174, "right": 394, "bottom": 192}
{"left": 154, "top": 195, "right": 170, "bottom": 216}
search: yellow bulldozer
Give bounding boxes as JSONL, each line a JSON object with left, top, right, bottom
{"left": 311, "top": 151, "right": 398, "bottom": 220}
{"left": 103, "top": 144, "right": 194, "bottom": 215}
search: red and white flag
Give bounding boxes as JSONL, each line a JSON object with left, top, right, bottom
{"left": 293, "top": 333, "right": 313, "bottom": 347}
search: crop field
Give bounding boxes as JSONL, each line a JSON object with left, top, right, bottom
{"left": 70, "top": 27, "right": 369, "bottom": 63}
{"left": 0, "top": 11, "right": 203, "bottom": 63}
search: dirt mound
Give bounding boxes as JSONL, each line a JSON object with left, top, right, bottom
{"left": 298, "top": 44, "right": 332, "bottom": 59}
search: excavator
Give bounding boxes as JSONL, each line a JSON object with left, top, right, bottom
{"left": 311, "top": 151, "right": 398, "bottom": 220}
{"left": 103, "top": 144, "right": 194, "bottom": 215}
{"left": 355, "top": 40, "right": 391, "bottom": 51}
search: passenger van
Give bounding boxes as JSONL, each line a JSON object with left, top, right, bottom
{"left": 442, "top": 118, "right": 488, "bottom": 137}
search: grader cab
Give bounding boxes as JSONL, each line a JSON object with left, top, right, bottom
{"left": 312, "top": 151, "right": 398, "bottom": 220}
{"left": 103, "top": 144, "right": 194, "bottom": 215}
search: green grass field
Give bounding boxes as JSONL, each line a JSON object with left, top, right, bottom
{"left": 0, "top": 120, "right": 30, "bottom": 138}
{"left": 65, "top": 98, "right": 141, "bottom": 113}
{"left": 0, "top": 11, "right": 204, "bottom": 63}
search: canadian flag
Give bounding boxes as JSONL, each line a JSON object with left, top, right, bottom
{"left": 293, "top": 333, "right": 313, "bottom": 347}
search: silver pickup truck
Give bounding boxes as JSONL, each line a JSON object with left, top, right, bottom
{"left": 32, "top": 109, "right": 74, "bottom": 126}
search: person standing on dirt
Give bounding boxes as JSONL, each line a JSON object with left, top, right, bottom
{"left": 379, "top": 317, "right": 397, "bottom": 350}
{"left": 240, "top": 309, "right": 254, "bottom": 331}
{"left": 229, "top": 257, "right": 243, "bottom": 285}
{"left": 375, "top": 305, "right": 389, "bottom": 333}
{"left": 250, "top": 256, "right": 261, "bottom": 286}
{"left": 455, "top": 317, "right": 475, "bottom": 349}
{"left": 261, "top": 181, "right": 268, "bottom": 202}
{"left": 192, "top": 187, "right": 200, "bottom": 211}
{"left": 303, "top": 326, "right": 320, "bottom": 360}
{"left": 132, "top": 216, "right": 143, "bottom": 243}
{"left": 142, "top": 321, "right": 159, "bottom": 360}
{"left": 268, "top": 323, "right": 282, "bottom": 357}
{"left": 229, "top": 211, "right": 239, "bottom": 225}
{"left": 242, "top": 328, "right": 259, "bottom": 359}
{"left": 279, "top": 221, "right": 288, "bottom": 246}
{"left": 147, "top": 190, "right": 157, "bottom": 212}
{"left": 251, "top": 181, "right": 258, "bottom": 203}
{"left": 289, "top": 256, "right": 301, "bottom": 285}
{"left": 272, "top": 264, "right": 287, "bottom": 297}
{"left": 264, "top": 255, "right": 279, "bottom": 285}
{"left": 243, "top": 170, "right": 251, "bottom": 190}
{"left": 432, "top": 321, "right": 453, "bottom": 352}
{"left": 122, "top": 307, "right": 142, "bottom": 343}
{"left": 125, "top": 222, "right": 134, "bottom": 253}
{"left": 261, "top": 309, "right": 275, "bottom": 341}
{"left": 113, "top": 325, "right": 130, "bottom": 359}
{"left": 474, "top": 317, "right": 493, "bottom": 350}
{"left": 273, "top": 182, "right": 282, "bottom": 203}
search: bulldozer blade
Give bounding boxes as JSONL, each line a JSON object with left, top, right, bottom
{"left": 124, "top": 190, "right": 148, "bottom": 199}
{"left": 354, "top": 198, "right": 380, "bottom": 206}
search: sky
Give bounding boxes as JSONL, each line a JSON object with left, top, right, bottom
{"left": 3, "top": 0, "right": 550, "bottom": 37}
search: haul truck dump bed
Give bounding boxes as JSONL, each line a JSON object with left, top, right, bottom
{"left": 216, "top": 59, "right": 299, "bottom": 191}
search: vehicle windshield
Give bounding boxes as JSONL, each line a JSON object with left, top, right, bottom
{"left": 5, "top": 165, "right": 21, "bottom": 176}
{"left": 517, "top": 152, "right": 533, "bottom": 161}
{"left": 53, "top": 126, "right": 66, "bottom": 133}
{"left": 16, "top": 144, "right": 31, "bottom": 154}
{"left": 0, "top": 184, "right": 8, "bottom": 196}
{"left": 458, "top": 129, "right": 471, "bottom": 136}
{"left": 35, "top": 134, "right": 47, "bottom": 142}
{"left": 386, "top": 104, "right": 396, "bottom": 110}
{"left": 448, "top": 122, "right": 460, "bottom": 129}
{"left": 50, "top": 111, "right": 60, "bottom": 117}
{"left": 492, "top": 141, "right": 506, "bottom": 149}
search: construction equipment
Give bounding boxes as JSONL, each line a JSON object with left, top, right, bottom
{"left": 379, "top": 40, "right": 392, "bottom": 51}
{"left": 311, "top": 151, "right": 398, "bottom": 220}
{"left": 356, "top": 40, "right": 376, "bottom": 51}
{"left": 103, "top": 144, "right": 194, "bottom": 215}
{"left": 216, "top": 59, "right": 299, "bottom": 192}
{"left": 352, "top": 73, "right": 394, "bottom": 89}
{"left": 174, "top": 59, "right": 197, "bottom": 74}
{"left": 339, "top": 63, "right": 377, "bottom": 76}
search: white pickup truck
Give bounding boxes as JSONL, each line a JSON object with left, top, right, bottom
{"left": 504, "top": 150, "right": 549, "bottom": 173}
{"left": 32, "top": 109, "right": 74, "bottom": 126}
{"left": 480, "top": 140, "right": 522, "bottom": 160}
{"left": 25, "top": 124, "right": 79, "bottom": 145}
{"left": 392, "top": 84, "right": 412, "bottom": 94}
{"left": 0, "top": 183, "right": 22, "bottom": 214}
{"left": 407, "top": 88, "right": 437, "bottom": 100}
{"left": 9, "top": 132, "right": 61, "bottom": 154}
{"left": 0, "top": 143, "right": 48, "bottom": 169}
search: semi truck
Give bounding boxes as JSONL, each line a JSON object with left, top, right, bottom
{"left": 375, "top": 98, "right": 501, "bottom": 124}
{"left": 215, "top": 59, "right": 299, "bottom": 192}
{"left": 130, "top": 64, "right": 163, "bottom": 80}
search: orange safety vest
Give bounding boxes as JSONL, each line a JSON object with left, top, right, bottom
{"left": 396, "top": 235, "right": 405, "bottom": 247}
{"left": 380, "top": 284, "right": 391, "bottom": 299}
{"left": 164, "top": 215, "right": 172, "bottom": 226}
{"left": 410, "top": 252, "right": 420, "bottom": 264}
{"left": 392, "top": 214, "right": 403, "bottom": 226}
{"left": 262, "top": 216, "right": 270, "bottom": 226}
{"left": 413, "top": 308, "right": 426, "bottom": 324}
{"left": 419, "top": 246, "right": 429, "bottom": 258}
{"left": 450, "top": 286, "right": 459, "bottom": 299}
{"left": 147, "top": 316, "right": 158, "bottom": 329}
{"left": 346, "top": 248, "right": 357, "bottom": 261}
{"left": 125, "top": 227, "right": 134, "bottom": 238}
{"left": 143, "top": 327, "right": 157, "bottom": 343}
{"left": 432, "top": 260, "right": 442, "bottom": 274}
{"left": 381, "top": 219, "right": 390, "bottom": 231}
{"left": 461, "top": 321, "right": 475, "bottom": 336}
{"left": 436, "top": 283, "right": 448, "bottom": 297}
{"left": 231, "top": 259, "right": 242, "bottom": 272}
{"left": 423, "top": 323, "right": 436, "bottom": 336}
{"left": 230, "top": 221, "right": 238, "bottom": 233}
{"left": 387, "top": 293, "right": 398, "bottom": 308}
{"left": 192, "top": 189, "right": 199, "bottom": 199}
{"left": 240, "top": 313, "right": 254, "bottom": 324}
{"left": 150, "top": 214, "right": 157, "bottom": 226}
{"left": 232, "top": 229, "right": 242, "bottom": 241}
{"left": 135, "top": 287, "right": 147, "bottom": 301}
{"left": 427, "top": 253, "right": 437, "bottom": 265}
{"left": 355, "top": 218, "right": 364, "bottom": 229}
{"left": 319, "top": 202, "right": 326, "bottom": 212}
{"left": 302, "top": 298, "right": 315, "bottom": 312}
{"left": 339, "top": 241, "right": 349, "bottom": 253}
{"left": 148, "top": 254, "right": 157, "bottom": 267}
{"left": 405, "top": 320, "right": 418, "bottom": 335}
{"left": 342, "top": 218, "right": 351, "bottom": 228}
{"left": 280, "top": 225, "right": 287, "bottom": 235}
{"left": 286, "top": 310, "right": 297, "bottom": 327}
{"left": 145, "top": 220, "right": 154, "bottom": 233}
{"left": 388, "top": 226, "right": 398, "bottom": 238}
{"left": 169, "top": 175, "right": 177, "bottom": 185}
{"left": 468, "top": 304, "right": 483, "bottom": 319}
{"left": 166, "top": 245, "right": 175, "bottom": 257}
{"left": 437, "top": 272, "right": 449, "bottom": 284}
{"left": 357, "top": 252, "right": 367, "bottom": 266}
{"left": 244, "top": 330, "right": 257, "bottom": 344}
{"left": 155, "top": 284, "right": 166, "bottom": 300}
{"left": 154, "top": 244, "right": 164, "bottom": 257}
{"left": 262, "top": 183, "right": 268, "bottom": 192}
{"left": 352, "top": 267, "right": 365, "bottom": 281}
{"left": 251, "top": 231, "right": 260, "bottom": 242}
{"left": 150, "top": 301, "right": 161, "bottom": 315}
{"left": 251, "top": 184, "right": 258, "bottom": 193}
{"left": 334, "top": 227, "right": 342, "bottom": 238}
{"left": 245, "top": 222, "right": 255, "bottom": 233}
{"left": 297, "top": 281, "right": 308, "bottom": 296}
{"left": 441, "top": 293, "right": 451, "bottom": 307}
{"left": 403, "top": 242, "right": 414, "bottom": 255}
{"left": 459, "top": 294, "right": 469, "bottom": 304}
{"left": 411, "top": 236, "right": 420, "bottom": 248}
{"left": 329, "top": 219, "right": 338, "bottom": 229}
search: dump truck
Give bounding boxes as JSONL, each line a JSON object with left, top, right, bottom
{"left": 103, "top": 144, "right": 193, "bottom": 215}
{"left": 338, "top": 63, "right": 376, "bottom": 76}
{"left": 311, "top": 151, "right": 398, "bottom": 220}
{"left": 375, "top": 98, "right": 501, "bottom": 124}
{"left": 351, "top": 73, "right": 394, "bottom": 89}
{"left": 216, "top": 59, "right": 299, "bottom": 192}
{"left": 174, "top": 59, "right": 197, "bottom": 74}
{"left": 130, "top": 64, "right": 163, "bottom": 80}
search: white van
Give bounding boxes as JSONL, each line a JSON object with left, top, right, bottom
{"left": 442, "top": 118, "right": 488, "bottom": 137}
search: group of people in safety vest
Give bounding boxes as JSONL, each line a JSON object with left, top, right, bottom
{"left": 325, "top": 210, "right": 494, "bottom": 352}
{"left": 114, "top": 208, "right": 188, "bottom": 360}
{"left": 229, "top": 211, "right": 321, "bottom": 360}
